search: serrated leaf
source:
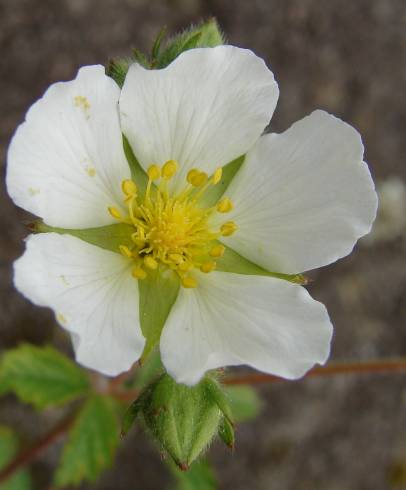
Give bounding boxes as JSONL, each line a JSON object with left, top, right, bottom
{"left": 54, "top": 396, "right": 119, "bottom": 487}
{"left": 0, "top": 426, "right": 31, "bottom": 490}
{"left": 169, "top": 459, "right": 217, "bottom": 490}
{"left": 0, "top": 345, "right": 90, "bottom": 409}
{"left": 225, "top": 386, "right": 263, "bottom": 422}
{"left": 139, "top": 268, "right": 180, "bottom": 361}
{"left": 32, "top": 220, "right": 134, "bottom": 254}
{"left": 216, "top": 245, "right": 307, "bottom": 284}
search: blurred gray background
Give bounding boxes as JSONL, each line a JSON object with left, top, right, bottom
{"left": 0, "top": 0, "right": 405, "bottom": 489}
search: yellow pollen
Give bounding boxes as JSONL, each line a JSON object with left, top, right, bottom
{"left": 182, "top": 276, "right": 198, "bottom": 288}
{"left": 209, "top": 244, "right": 225, "bottom": 258}
{"left": 221, "top": 221, "right": 238, "bottom": 236}
{"left": 147, "top": 164, "right": 161, "bottom": 181}
{"left": 200, "top": 261, "right": 216, "bottom": 273}
{"left": 144, "top": 256, "right": 158, "bottom": 270}
{"left": 217, "top": 197, "right": 233, "bottom": 213}
{"left": 108, "top": 206, "right": 122, "bottom": 219}
{"left": 109, "top": 165, "right": 239, "bottom": 287}
{"left": 132, "top": 267, "right": 147, "bottom": 280}
{"left": 119, "top": 245, "right": 133, "bottom": 258}
{"left": 212, "top": 167, "right": 223, "bottom": 184}
{"left": 162, "top": 160, "right": 178, "bottom": 179}
{"left": 188, "top": 169, "right": 208, "bottom": 187}
{"left": 122, "top": 179, "right": 137, "bottom": 197}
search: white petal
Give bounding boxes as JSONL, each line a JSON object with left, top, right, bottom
{"left": 160, "top": 271, "right": 332, "bottom": 386}
{"left": 7, "top": 66, "right": 130, "bottom": 228}
{"left": 119, "top": 46, "right": 279, "bottom": 191}
{"left": 216, "top": 110, "right": 378, "bottom": 273}
{"left": 13, "top": 233, "right": 144, "bottom": 376}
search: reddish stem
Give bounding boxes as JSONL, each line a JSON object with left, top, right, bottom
{"left": 223, "top": 359, "right": 406, "bottom": 385}
{"left": 0, "top": 412, "right": 75, "bottom": 484}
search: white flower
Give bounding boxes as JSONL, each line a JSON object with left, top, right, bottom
{"left": 6, "top": 46, "right": 377, "bottom": 385}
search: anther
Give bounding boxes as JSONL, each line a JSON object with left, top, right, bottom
{"left": 209, "top": 244, "right": 225, "bottom": 258}
{"left": 108, "top": 206, "right": 122, "bottom": 219}
{"left": 147, "top": 164, "right": 161, "bottom": 181}
{"left": 187, "top": 169, "right": 200, "bottom": 184}
{"left": 169, "top": 253, "right": 184, "bottom": 264}
{"left": 220, "top": 221, "right": 238, "bottom": 236}
{"left": 121, "top": 179, "right": 137, "bottom": 197}
{"left": 187, "top": 169, "right": 208, "bottom": 187}
{"left": 217, "top": 197, "right": 233, "bottom": 213}
{"left": 212, "top": 167, "right": 223, "bottom": 185}
{"left": 178, "top": 261, "right": 192, "bottom": 272}
{"left": 144, "top": 256, "right": 158, "bottom": 270}
{"left": 200, "top": 261, "right": 216, "bottom": 273}
{"left": 119, "top": 245, "right": 133, "bottom": 258}
{"left": 132, "top": 267, "right": 147, "bottom": 280}
{"left": 162, "top": 160, "right": 178, "bottom": 179}
{"left": 182, "top": 276, "right": 198, "bottom": 288}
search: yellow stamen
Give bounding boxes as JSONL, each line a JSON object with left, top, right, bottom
{"left": 209, "top": 244, "right": 225, "bottom": 258}
{"left": 147, "top": 164, "right": 161, "bottom": 181}
{"left": 162, "top": 160, "right": 178, "bottom": 179}
{"left": 217, "top": 197, "right": 233, "bottom": 213}
{"left": 200, "top": 261, "right": 216, "bottom": 273}
{"left": 122, "top": 179, "right": 137, "bottom": 197}
{"left": 132, "top": 267, "right": 147, "bottom": 280}
{"left": 108, "top": 206, "right": 122, "bottom": 219}
{"left": 187, "top": 169, "right": 200, "bottom": 184}
{"left": 110, "top": 162, "right": 239, "bottom": 288}
{"left": 144, "top": 256, "right": 158, "bottom": 270}
{"left": 119, "top": 245, "right": 133, "bottom": 258}
{"left": 212, "top": 167, "right": 223, "bottom": 184}
{"left": 182, "top": 276, "right": 198, "bottom": 288}
{"left": 220, "top": 221, "right": 238, "bottom": 236}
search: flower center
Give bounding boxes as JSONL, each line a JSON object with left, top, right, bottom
{"left": 107, "top": 160, "right": 237, "bottom": 288}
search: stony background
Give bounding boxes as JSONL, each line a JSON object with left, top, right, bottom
{"left": 0, "top": 0, "right": 405, "bottom": 489}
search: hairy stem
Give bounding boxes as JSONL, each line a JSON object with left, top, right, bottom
{"left": 223, "top": 358, "right": 406, "bottom": 385}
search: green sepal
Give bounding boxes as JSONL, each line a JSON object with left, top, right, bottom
{"left": 154, "top": 18, "right": 225, "bottom": 69}
{"left": 204, "top": 378, "right": 233, "bottom": 425}
{"left": 200, "top": 155, "right": 245, "bottom": 207}
{"left": 121, "top": 391, "right": 148, "bottom": 437}
{"left": 129, "top": 374, "right": 224, "bottom": 469}
{"left": 106, "top": 57, "right": 133, "bottom": 88}
{"left": 54, "top": 395, "right": 119, "bottom": 487}
{"left": 0, "top": 344, "right": 90, "bottom": 410}
{"left": 0, "top": 426, "right": 31, "bottom": 490}
{"left": 151, "top": 26, "right": 168, "bottom": 62}
{"left": 216, "top": 243, "right": 307, "bottom": 284}
{"left": 30, "top": 220, "right": 134, "bottom": 254}
{"left": 123, "top": 134, "right": 149, "bottom": 196}
{"left": 139, "top": 268, "right": 180, "bottom": 362}
{"left": 218, "top": 417, "right": 235, "bottom": 450}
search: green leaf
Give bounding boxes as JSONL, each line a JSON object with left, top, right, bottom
{"left": 139, "top": 268, "right": 180, "bottom": 361}
{"left": 141, "top": 374, "right": 222, "bottom": 469}
{"left": 216, "top": 244, "right": 307, "bottom": 284}
{"left": 0, "top": 345, "right": 90, "bottom": 410}
{"left": 156, "top": 19, "right": 225, "bottom": 69}
{"left": 123, "top": 134, "right": 149, "bottom": 196}
{"left": 225, "top": 386, "right": 263, "bottom": 423}
{"left": 169, "top": 459, "right": 217, "bottom": 490}
{"left": 0, "top": 426, "right": 31, "bottom": 490}
{"left": 32, "top": 220, "right": 134, "bottom": 254}
{"left": 218, "top": 417, "right": 234, "bottom": 450}
{"left": 152, "top": 26, "right": 168, "bottom": 61}
{"left": 200, "top": 155, "right": 245, "bottom": 207}
{"left": 54, "top": 396, "right": 119, "bottom": 487}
